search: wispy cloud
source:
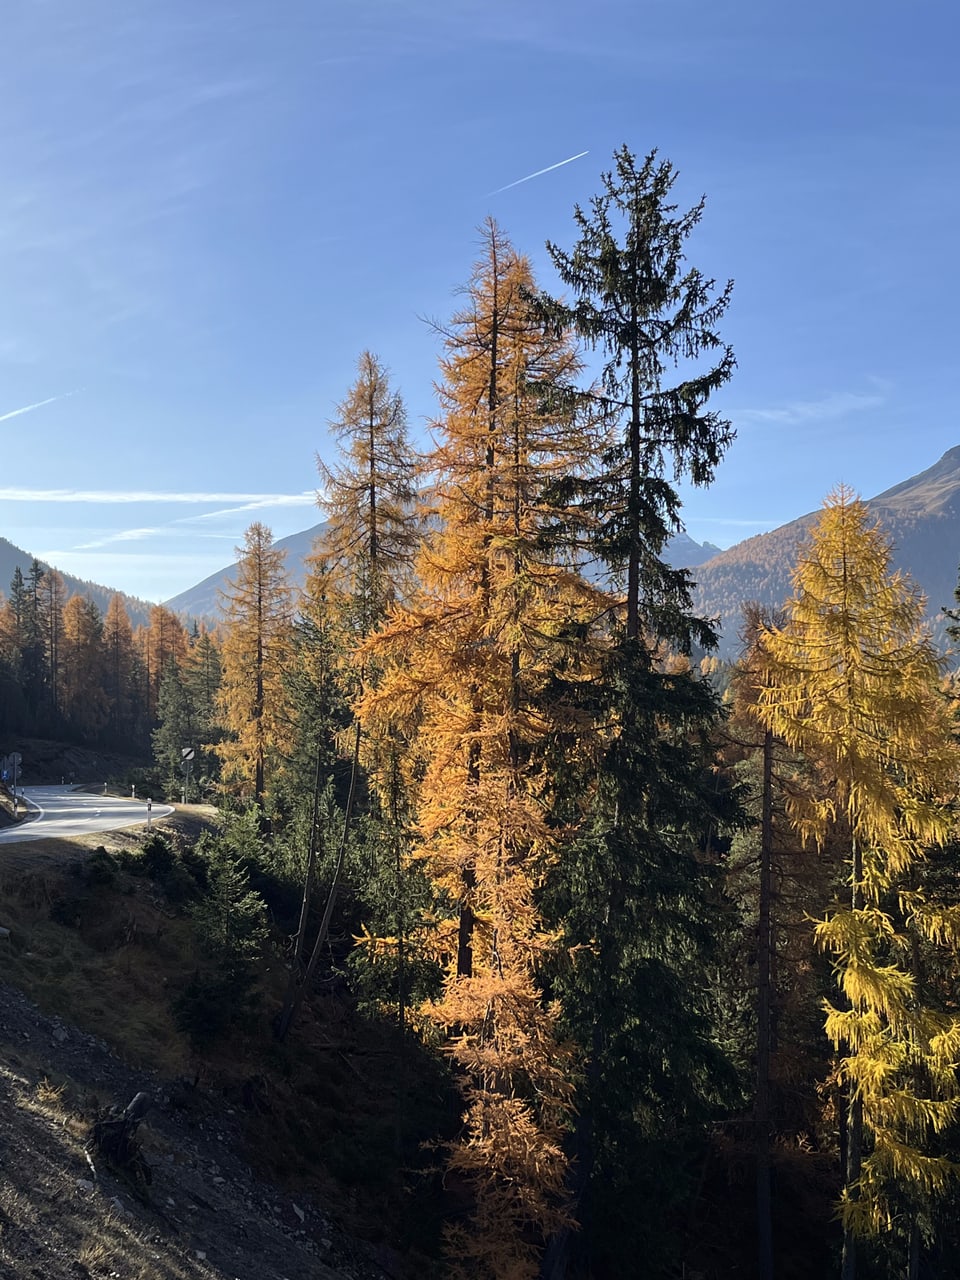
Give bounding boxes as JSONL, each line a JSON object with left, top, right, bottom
{"left": 0, "top": 488, "right": 317, "bottom": 506}
{"left": 177, "top": 494, "right": 320, "bottom": 523}
{"left": 0, "top": 390, "right": 78, "bottom": 424}
{"left": 75, "top": 527, "right": 160, "bottom": 550}
{"left": 488, "top": 150, "right": 589, "bottom": 196}
{"left": 735, "top": 391, "right": 884, "bottom": 427}
{"left": 76, "top": 524, "right": 251, "bottom": 550}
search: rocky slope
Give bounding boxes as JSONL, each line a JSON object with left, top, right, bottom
{"left": 0, "top": 979, "right": 396, "bottom": 1280}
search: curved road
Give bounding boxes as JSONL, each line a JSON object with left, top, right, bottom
{"left": 0, "top": 786, "right": 174, "bottom": 844}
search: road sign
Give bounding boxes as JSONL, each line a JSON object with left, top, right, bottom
{"left": 181, "top": 748, "right": 195, "bottom": 761}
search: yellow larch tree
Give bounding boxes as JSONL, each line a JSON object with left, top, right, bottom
{"left": 216, "top": 523, "right": 294, "bottom": 806}
{"left": 360, "top": 220, "right": 605, "bottom": 1279}
{"left": 754, "top": 487, "right": 960, "bottom": 1279}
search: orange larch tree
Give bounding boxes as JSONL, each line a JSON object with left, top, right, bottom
{"left": 102, "top": 593, "right": 138, "bottom": 744}
{"left": 61, "top": 595, "right": 109, "bottom": 737}
{"left": 142, "top": 604, "right": 189, "bottom": 721}
{"left": 216, "top": 522, "right": 294, "bottom": 806}
{"left": 361, "top": 220, "right": 605, "bottom": 1278}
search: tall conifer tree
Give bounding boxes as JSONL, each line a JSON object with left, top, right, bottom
{"left": 531, "top": 147, "right": 740, "bottom": 1274}
{"left": 216, "top": 523, "right": 293, "bottom": 806}
{"left": 361, "top": 220, "right": 603, "bottom": 1277}
{"left": 277, "top": 352, "right": 421, "bottom": 1039}
{"left": 534, "top": 145, "right": 735, "bottom": 644}
{"left": 143, "top": 605, "right": 188, "bottom": 722}
{"left": 103, "top": 594, "right": 137, "bottom": 745}
{"left": 315, "top": 349, "right": 418, "bottom": 617}
{"left": 61, "top": 595, "right": 108, "bottom": 736}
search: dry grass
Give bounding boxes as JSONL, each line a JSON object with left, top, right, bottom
{"left": 0, "top": 863, "right": 197, "bottom": 1076}
{"left": 76, "top": 1235, "right": 112, "bottom": 1270}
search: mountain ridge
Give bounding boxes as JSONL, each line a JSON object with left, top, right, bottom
{"left": 0, "top": 537, "right": 153, "bottom": 630}
{"left": 691, "top": 445, "right": 960, "bottom": 655}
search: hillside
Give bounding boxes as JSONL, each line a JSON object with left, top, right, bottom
{"left": 0, "top": 981, "right": 374, "bottom": 1280}
{"left": 0, "top": 536, "right": 153, "bottom": 629}
{"left": 691, "top": 445, "right": 960, "bottom": 655}
{"left": 0, "top": 824, "right": 442, "bottom": 1280}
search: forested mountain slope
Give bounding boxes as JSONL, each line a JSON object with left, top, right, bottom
{"left": 0, "top": 536, "right": 152, "bottom": 628}
{"left": 692, "top": 445, "right": 960, "bottom": 655}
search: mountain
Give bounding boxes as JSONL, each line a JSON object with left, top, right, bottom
{"left": 0, "top": 536, "right": 153, "bottom": 629}
{"left": 691, "top": 445, "right": 960, "bottom": 656}
{"left": 163, "top": 524, "right": 723, "bottom": 620}
{"left": 164, "top": 523, "right": 328, "bottom": 618}
{"left": 665, "top": 531, "right": 723, "bottom": 569}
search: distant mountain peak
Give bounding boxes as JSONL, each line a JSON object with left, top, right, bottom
{"left": 871, "top": 445, "right": 960, "bottom": 514}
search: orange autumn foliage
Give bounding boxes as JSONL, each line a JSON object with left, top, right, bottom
{"left": 361, "top": 221, "right": 607, "bottom": 1278}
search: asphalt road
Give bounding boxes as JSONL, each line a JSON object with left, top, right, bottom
{"left": 0, "top": 786, "right": 174, "bottom": 844}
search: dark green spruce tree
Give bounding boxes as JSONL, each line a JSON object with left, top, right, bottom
{"left": 276, "top": 352, "right": 422, "bottom": 1042}
{"left": 533, "top": 146, "right": 743, "bottom": 1276}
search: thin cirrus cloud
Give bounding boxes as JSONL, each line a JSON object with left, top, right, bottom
{"left": 75, "top": 525, "right": 244, "bottom": 550}
{"left": 734, "top": 390, "right": 885, "bottom": 427}
{"left": 176, "top": 494, "right": 321, "bottom": 523}
{"left": 0, "top": 487, "right": 317, "bottom": 506}
{"left": 75, "top": 527, "right": 161, "bottom": 550}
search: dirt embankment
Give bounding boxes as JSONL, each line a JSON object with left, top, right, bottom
{"left": 0, "top": 797, "right": 409, "bottom": 1280}
{"left": 0, "top": 980, "right": 397, "bottom": 1280}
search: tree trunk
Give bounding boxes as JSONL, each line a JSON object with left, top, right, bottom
{"left": 275, "top": 721, "right": 361, "bottom": 1041}
{"left": 841, "top": 836, "right": 864, "bottom": 1280}
{"left": 275, "top": 743, "right": 325, "bottom": 1038}
{"left": 756, "top": 727, "right": 774, "bottom": 1280}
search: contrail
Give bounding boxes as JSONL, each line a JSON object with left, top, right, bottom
{"left": 488, "top": 150, "right": 589, "bottom": 196}
{"left": 0, "top": 390, "right": 78, "bottom": 425}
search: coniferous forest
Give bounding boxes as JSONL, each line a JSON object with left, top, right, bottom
{"left": 4, "top": 148, "right": 960, "bottom": 1280}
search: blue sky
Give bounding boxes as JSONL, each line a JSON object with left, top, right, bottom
{"left": 1, "top": 0, "right": 958, "bottom": 602}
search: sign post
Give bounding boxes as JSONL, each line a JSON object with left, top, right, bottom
{"left": 10, "top": 753, "right": 21, "bottom": 816}
{"left": 181, "top": 747, "right": 195, "bottom": 805}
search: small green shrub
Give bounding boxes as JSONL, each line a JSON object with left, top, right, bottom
{"left": 173, "top": 968, "right": 258, "bottom": 1049}
{"left": 83, "top": 848, "right": 119, "bottom": 887}
{"left": 171, "top": 836, "right": 268, "bottom": 1049}
{"left": 139, "top": 833, "right": 201, "bottom": 905}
